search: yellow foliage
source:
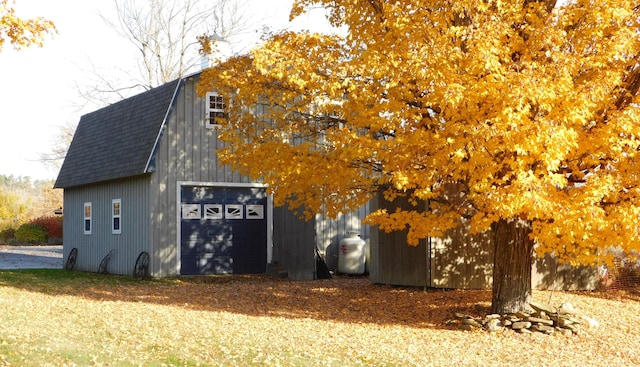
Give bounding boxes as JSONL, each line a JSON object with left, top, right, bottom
{"left": 0, "top": 0, "right": 55, "bottom": 51}
{"left": 198, "top": 0, "right": 640, "bottom": 264}
{"left": 0, "top": 189, "right": 27, "bottom": 227}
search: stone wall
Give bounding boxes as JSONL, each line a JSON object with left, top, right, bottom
{"left": 449, "top": 301, "right": 599, "bottom": 336}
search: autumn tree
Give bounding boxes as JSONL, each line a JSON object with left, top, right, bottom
{"left": 0, "top": 190, "right": 24, "bottom": 228}
{"left": 0, "top": 0, "right": 55, "bottom": 51}
{"left": 198, "top": 0, "right": 640, "bottom": 313}
{"left": 0, "top": 176, "right": 61, "bottom": 229}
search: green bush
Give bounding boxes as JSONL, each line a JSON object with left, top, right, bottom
{"left": 15, "top": 224, "right": 47, "bottom": 244}
{"left": 0, "top": 227, "right": 15, "bottom": 244}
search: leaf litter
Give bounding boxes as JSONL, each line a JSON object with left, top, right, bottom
{"left": 0, "top": 273, "right": 639, "bottom": 366}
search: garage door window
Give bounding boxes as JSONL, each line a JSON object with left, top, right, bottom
{"left": 204, "top": 204, "right": 223, "bottom": 219}
{"left": 182, "top": 204, "right": 201, "bottom": 219}
{"left": 225, "top": 204, "right": 243, "bottom": 219}
{"left": 246, "top": 205, "right": 264, "bottom": 219}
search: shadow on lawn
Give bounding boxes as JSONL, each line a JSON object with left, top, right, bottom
{"left": 0, "top": 269, "right": 492, "bottom": 329}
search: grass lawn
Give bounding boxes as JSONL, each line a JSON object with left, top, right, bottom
{"left": 0, "top": 269, "right": 639, "bottom": 366}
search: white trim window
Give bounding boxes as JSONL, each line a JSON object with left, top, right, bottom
{"left": 112, "top": 199, "right": 122, "bottom": 234}
{"left": 205, "top": 92, "right": 226, "bottom": 129}
{"left": 83, "top": 202, "right": 92, "bottom": 235}
{"left": 203, "top": 204, "right": 223, "bottom": 219}
{"left": 246, "top": 205, "right": 264, "bottom": 219}
{"left": 225, "top": 204, "right": 243, "bottom": 219}
{"left": 182, "top": 204, "right": 201, "bottom": 219}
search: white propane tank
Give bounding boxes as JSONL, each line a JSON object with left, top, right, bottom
{"left": 338, "top": 231, "right": 366, "bottom": 274}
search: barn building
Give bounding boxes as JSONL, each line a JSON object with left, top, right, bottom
{"left": 54, "top": 72, "right": 369, "bottom": 279}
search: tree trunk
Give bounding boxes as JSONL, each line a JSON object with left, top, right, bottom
{"left": 490, "top": 218, "right": 535, "bottom": 314}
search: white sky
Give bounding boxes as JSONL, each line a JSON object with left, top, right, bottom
{"left": 0, "top": 0, "right": 331, "bottom": 181}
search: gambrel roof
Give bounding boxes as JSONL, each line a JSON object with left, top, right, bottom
{"left": 54, "top": 78, "right": 182, "bottom": 188}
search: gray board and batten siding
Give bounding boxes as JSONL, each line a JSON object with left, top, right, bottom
{"left": 148, "top": 76, "right": 364, "bottom": 277}
{"left": 58, "top": 176, "right": 151, "bottom": 275}
{"left": 54, "top": 78, "right": 181, "bottom": 276}
{"left": 367, "top": 185, "right": 598, "bottom": 291}
{"left": 147, "top": 75, "right": 260, "bottom": 276}
{"left": 268, "top": 202, "right": 372, "bottom": 281}
{"left": 156, "top": 76, "right": 371, "bottom": 278}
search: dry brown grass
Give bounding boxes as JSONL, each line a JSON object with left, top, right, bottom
{"left": 0, "top": 270, "right": 639, "bottom": 366}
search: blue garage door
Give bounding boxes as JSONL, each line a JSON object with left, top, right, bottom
{"left": 180, "top": 185, "right": 268, "bottom": 275}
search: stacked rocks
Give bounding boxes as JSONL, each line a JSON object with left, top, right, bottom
{"left": 449, "top": 301, "right": 599, "bottom": 335}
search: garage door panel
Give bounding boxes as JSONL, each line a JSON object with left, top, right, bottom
{"left": 180, "top": 185, "right": 267, "bottom": 275}
{"left": 181, "top": 253, "right": 233, "bottom": 275}
{"left": 234, "top": 255, "right": 266, "bottom": 274}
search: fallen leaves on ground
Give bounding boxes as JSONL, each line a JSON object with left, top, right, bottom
{"left": 0, "top": 272, "right": 639, "bottom": 366}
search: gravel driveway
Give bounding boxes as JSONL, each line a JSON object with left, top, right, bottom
{"left": 0, "top": 245, "right": 63, "bottom": 269}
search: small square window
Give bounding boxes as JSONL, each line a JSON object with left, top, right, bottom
{"left": 205, "top": 92, "right": 227, "bottom": 129}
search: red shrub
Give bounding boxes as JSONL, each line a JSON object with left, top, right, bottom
{"left": 30, "top": 216, "right": 63, "bottom": 239}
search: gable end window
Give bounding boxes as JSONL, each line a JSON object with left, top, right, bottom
{"left": 83, "top": 202, "right": 92, "bottom": 235}
{"left": 112, "top": 199, "right": 122, "bottom": 234}
{"left": 205, "top": 92, "right": 227, "bottom": 129}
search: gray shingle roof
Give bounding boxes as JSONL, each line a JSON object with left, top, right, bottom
{"left": 54, "top": 79, "right": 181, "bottom": 188}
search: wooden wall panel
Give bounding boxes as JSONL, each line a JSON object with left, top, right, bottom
{"left": 62, "top": 176, "right": 151, "bottom": 276}
{"left": 368, "top": 191, "right": 430, "bottom": 287}
{"left": 430, "top": 219, "right": 493, "bottom": 289}
{"left": 150, "top": 77, "right": 263, "bottom": 276}
{"left": 272, "top": 205, "right": 316, "bottom": 280}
